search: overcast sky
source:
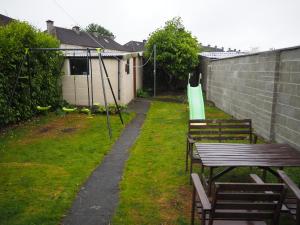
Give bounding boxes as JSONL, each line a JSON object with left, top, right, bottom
{"left": 1, "top": 0, "right": 300, "bottom": 51}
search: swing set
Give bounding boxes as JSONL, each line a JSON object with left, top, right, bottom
{"left": 9, "top": 47, "right": 123, "bottom": 138}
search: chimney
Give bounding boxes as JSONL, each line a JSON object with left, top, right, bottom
{"left": 214, "top": 45, "right": 217, "bottom": 49}
{"left": 228, "top": 48, "right": 231, "bottom": 52}
{"left": 72, "top": 26, "right": 80, "bottom": 34}
{"left": 93, "top": 32, "right": 98, "bottom": 38}
{"left": 46, "top": 20, "right": 54, "bottom": 34}
{"left": 143, "top": 39, "right": 146, "bottom": 44}
{"left": 234, "top": 48, "right": 236, "bottom": 52}
{"left": 221, "top": 47, "right": 224, "bottom": 51}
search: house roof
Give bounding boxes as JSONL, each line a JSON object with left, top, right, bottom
{"left": 52, "top": 26, "right": 128, "bottom": 52}
{"left": 199, "top": 51, "right": 245, "bottom": 59}
{"left": 123, "top": 40, "right": 146, "bottom": 52}
{"left": 0, "top": 14, "right": 14, "bottom": 26}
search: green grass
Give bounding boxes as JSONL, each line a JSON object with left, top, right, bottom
{"left": 0, "top": 112, "right": 133, "bottom": 225}
{"left": 113, "top": 100, "right": 299, "bottom": 225}
{"left": 112, "top": 102, "right": 232, "bottom": 225}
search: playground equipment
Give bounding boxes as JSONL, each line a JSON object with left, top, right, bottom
{"left": 9, "top": 47, "right": 123, "bottom": 138}
{"left": 187, "top": 73, "right": 205, "bottom": 120}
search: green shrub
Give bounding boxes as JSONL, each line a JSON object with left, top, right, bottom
{"left": 95, "top": 104, "right": 127, "bottom": 114}
{"left": 0, "top": 21, "right": 63, "bottom": 126}
{"left": 137, "top": 89, "right": 150, "bottom": 98}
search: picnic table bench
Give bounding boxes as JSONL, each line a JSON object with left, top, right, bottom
{"left": 191, "top": 173, "right": 287, "bottom": 225}
{"left": 186, "top": 119, "right": 257, "bottom": 182}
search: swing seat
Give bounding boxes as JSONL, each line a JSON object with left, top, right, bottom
{"left": 37, "top": 106, "right": 51, "bottom": 111}
{"left": 81, "top": 108, "right": 93, "bottom": 118}
{"left": 62, "top": 107, "right": 77, "bottom": 112}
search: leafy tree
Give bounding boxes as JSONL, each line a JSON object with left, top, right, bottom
{"left": 0, "top": 21, "right": 63, "bottom": 126}
{"left": 145, "top": 17, "right": 199, "bottom": 89}
{"left": 85, "top": 23, "right": 115, "bottom": 39}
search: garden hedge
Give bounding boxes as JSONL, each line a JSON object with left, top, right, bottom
{"left": 0, "top": 21, "right": 63, "bottom": 126}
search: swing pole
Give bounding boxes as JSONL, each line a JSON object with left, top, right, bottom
{"left": 86, "top": 49, "right": 91, "bottom": 108}
{"left": 88, "top": 49, "right": 94, "bottom": 107}
{"left": 97, "top": 49, "right": 112, "bottom": 139}
{"left": 98, "top": 49, "right": 124, "bottom": 125}
{"left": 74, "top": 75, "right": 77, "bottom": 106}
{"left": 26, "top": 53, "right": 32, "bottom": 110}
{"left": 8, "top": 48, "right": 29, "bottom": 107}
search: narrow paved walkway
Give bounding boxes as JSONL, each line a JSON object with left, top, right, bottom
{"left": 62, "top": 99, "right": 150, "bottom": 225}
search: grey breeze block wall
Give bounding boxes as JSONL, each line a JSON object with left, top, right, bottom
{"left": 205, "top": 46, "right": 300, "bottom": 150}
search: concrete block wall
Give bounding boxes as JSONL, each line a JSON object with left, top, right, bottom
{"left": 205, "top": 46, "right": 300, "bottom": 149}
{"left": 273, "top": 48, "right": 300, "bottom": 148}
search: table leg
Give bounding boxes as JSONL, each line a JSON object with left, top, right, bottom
{"left": 208, "top": 167, "right": 214, "bottom": 196}
{"left": 262, "top": 168, "right": 267, "bottom": 182}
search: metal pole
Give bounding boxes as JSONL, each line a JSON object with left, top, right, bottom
{"left": 88, "top": 49, "right": 94, "bottom": 106}
{"left": 99, "top": 54, "right": 124, "bottom": 125}
{"left": 98, "top": 52, "right": 112, "bottom": 139}
{"left": 86, "top": 49, "right": 91, "bottom": 108}
{"left": 74, "top": 75, "right": 77, "bottom": 106}
{"left": 153, "top": 44, "right": 157, "bottom": 97}
{"left": 8, "top": 50, "right": 28, "bottom": 107}
{"left": 26, "top": 53, "right": 32, "bottom": 110}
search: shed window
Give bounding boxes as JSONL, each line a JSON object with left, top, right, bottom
{"left": 125, "top": 59, "right": 130, "bottom": 74}
{"left": 69, "top": 57, "right": 89, "bottom": 75}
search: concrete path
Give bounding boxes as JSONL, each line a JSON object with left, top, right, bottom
{"left": 62, "top": 99, "right": 150, "bottom": 225}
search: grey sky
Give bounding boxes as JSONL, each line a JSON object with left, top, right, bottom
{"left": 1, "top": 0, "right": 300, "bottom": 51}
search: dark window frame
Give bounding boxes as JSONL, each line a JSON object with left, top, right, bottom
{"left": 125, "top": 59, "right": 130, "bottom": 74}
{"left": 69, "top": 57, "right": 89, "bottom": 75}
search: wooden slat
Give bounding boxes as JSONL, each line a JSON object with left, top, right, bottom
{"left": 217, "top": 192, "right": 281, "bottom": 201}
{"left": 191, "top": 173, "right": 211, "bottom": 210}
{"left": 213, "top": 211, "right": 273, "bottom": 220}
{"left": 189, "top": 130, "right": 250, "bottom": 135}
{"left": 215, "top": 202, "right": 277, "bottom": 210}
{"left": 190, "top": 136, "right": 248, "bottom": 141}
{"left": 190, "top": 124, "right": 251, "bottom": 129}
{"left": 215, "top": 183, "right": 285, "bottom": 192}
{"left": 189, "top": 119, "right": 251, "bottom": 123}
{"left": 277, "top": 170, "right": 300, "bottom": 200}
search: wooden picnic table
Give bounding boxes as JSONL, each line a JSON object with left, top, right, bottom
{"left": 195, "top": 143, "right": 300, "bottom": 195}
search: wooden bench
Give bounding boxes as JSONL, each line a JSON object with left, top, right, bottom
{"left": 191, "top": 173, "right": 287, "bottom": 225}
{"left": 278, "top": 170, "right": 300, "bottom": 224}
{"left": 251, "top": 171, "right": 300, "bottom": 225}
{"left": 186, "top": 119, "right": 257, "bottom": 181}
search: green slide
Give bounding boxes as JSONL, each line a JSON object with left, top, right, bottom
{"left": 188, "top": 83, "right": 205, "bottom": 120}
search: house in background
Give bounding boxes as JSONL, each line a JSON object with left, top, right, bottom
{"left": 46, "top": 20, "right": 143, "bottom": 106}
{"left": 123, "top": 40, "right": 146, "bottom": 52}
{"left": 0, "top": 14, "right": 14, "bottom": 26}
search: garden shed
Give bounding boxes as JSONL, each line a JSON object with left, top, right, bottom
{"left": 46, "top": 20, "right": 143, "bottom": 106}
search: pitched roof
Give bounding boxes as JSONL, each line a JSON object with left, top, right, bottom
{"left": 123, "top": 40, "right": 146, "bottom": 52}
{"left": 0, "top": 14, "right": 14, "bottom": 26}
{"left": 53, "top": 26, "right": 128, "bottom": 51}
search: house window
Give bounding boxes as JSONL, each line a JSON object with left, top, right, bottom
{"left": 69, "top": 57, "right": 89, "bottom": 75}
{"left": 125, "top": 59, "right": 130, "bottom": 74}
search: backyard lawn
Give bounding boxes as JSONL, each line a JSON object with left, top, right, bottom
{"left": 1, "top": 99, "right": 299, "bottom": 225}
{"left": 0, "top": 112, "right": 133, "bottom": 225}
{"left": 113, "top": 100, "right": 299, "bottom": 225}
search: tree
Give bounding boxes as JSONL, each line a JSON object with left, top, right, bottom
{"left": 0, "top": 21, "right": 63, "bottom": 126}
{"left": 85, "top": 23, "right": 115, "bottom": 39}
{"left": 145, "top": 17, "right": 199, "bottom": 89}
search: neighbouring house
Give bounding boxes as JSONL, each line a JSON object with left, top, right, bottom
{"left": 123, "top": 40, "right": 146, "bottom": 52}
{"left": 46, "top": 20, "right": 143, "bottom": 106}
{"left": 0, "top": 14, "right": 14, "bottom": 26}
